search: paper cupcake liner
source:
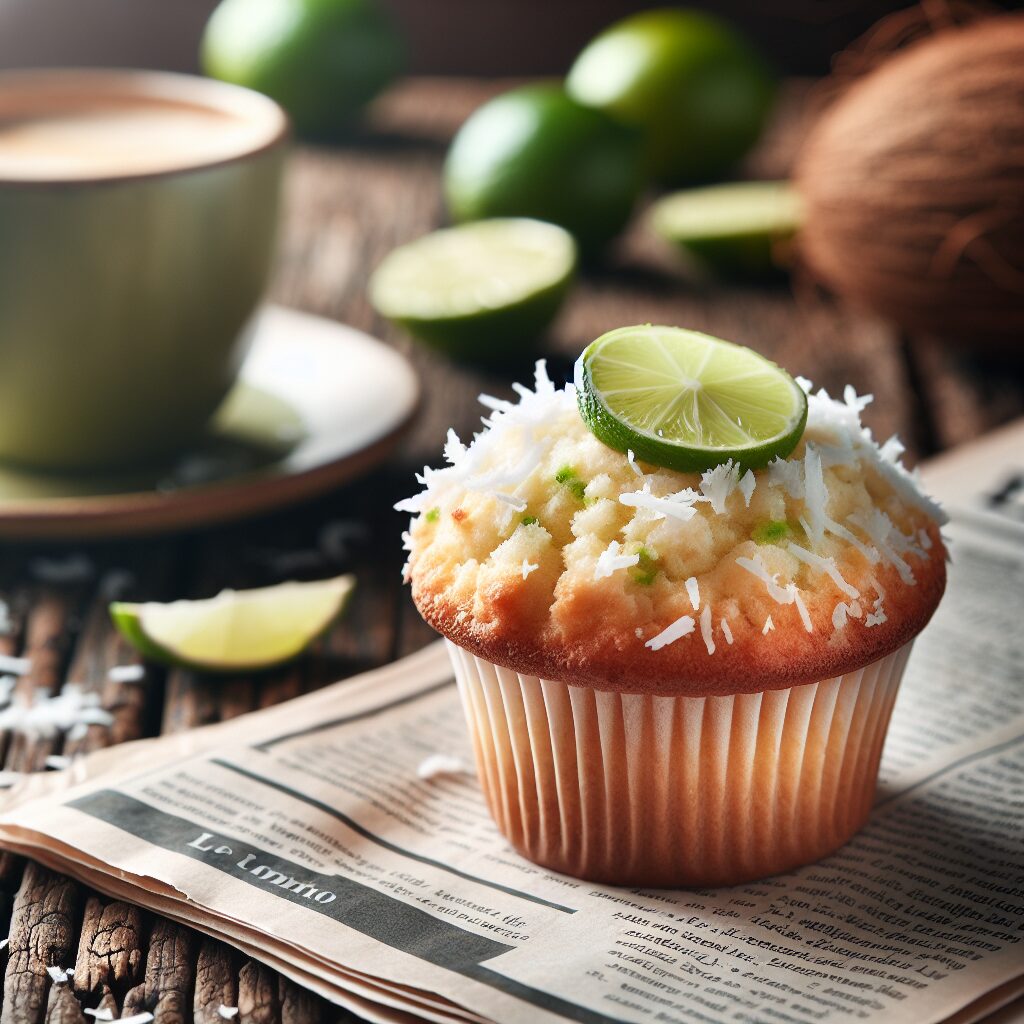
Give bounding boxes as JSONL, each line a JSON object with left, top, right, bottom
{"left": 446, "top": 640, "right": 913, "bottom": 887}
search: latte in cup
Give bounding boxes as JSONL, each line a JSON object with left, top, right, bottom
{"left": 0, "top": 96, "right": 273, "bottom": 180}
{"left": 0, "top": 71, "right": 287, "bottom": 471}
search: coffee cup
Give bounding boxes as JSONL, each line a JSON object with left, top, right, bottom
{"left": 0, "top": 69, "right": 288, "bottom": 471}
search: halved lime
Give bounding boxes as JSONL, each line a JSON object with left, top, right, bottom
{"left": 575, "top": 326, "right": 807, "bottom": 472}
{"left": 110, "top": 575, "right": 354, "bottom": 672}
{"left": 651, "top": 181, "right": 803, "bottom": 277}
{"left": 368, "top": 218, "right": 576, "bottom": 360}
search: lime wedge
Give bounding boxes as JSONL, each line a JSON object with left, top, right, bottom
{"left": 368, "top": 218, "right": 576, "bottom": 360}
{"left": 650, "top": 181, "right": 803, "bottom": 277}
{"left": 575, "top": 325, "right": 807, "bottom": 472}
{"left": 110, "top": 575, "right": 355, "bottom": 672}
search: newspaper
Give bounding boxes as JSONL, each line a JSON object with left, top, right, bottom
{"left": 2, "top": 423, "right": 1023, "bottom": 1024}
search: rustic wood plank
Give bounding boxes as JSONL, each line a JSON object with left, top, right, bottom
{"left": 277, "top": 979, "right": 322, "bottom": 1024}
{"left": 93, "top": 988, "right": 118, "bottom": 1021}
{"left": 193, "top": 939, "right": 237, "bottom": 1024}
{"left": 2, "top": 864, "right": 81, "bottom": 1024}
{"left": 140, "top": 921, "right": 194, "bottom": 1024}
{"left": 73, "top": 897, "right": 145, "bottom": 998}
{"left": 43, "top": 984, "right": 84, "bottom": 1024}
{"left": 237, "top": 962, "right": 280, "bottom": 1024}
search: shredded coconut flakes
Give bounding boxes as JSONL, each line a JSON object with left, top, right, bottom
{"left": 721, "top": 618, "right": 734, "bottom": 645}
{"left": 108, "top": 664, "right": 145, "bottom": 684}
{"left": 619, "top": 485, "right": 698, "bottom": 523}
{"left": 684, "top": 576, "right": 700, "bottom": 610}
{"left": 832, "top": 600, "right": 863, "bottom": 630}
{"left": 790, "top": 587, "right": 813, "bottom": 633}
{"left": 398, "top": 362, "right": 948, "bottom": 646}
{"left": 699, "top": 605, "right": 715, "bottom": 654}
{"left": 788, "top": 543, "right": 859, "bottom": 599}
{"left": 521, "top": 560, "right": 539, "bottom": 580}
{"left": 645, "top": 615, "right": 695, "bottom": 651}
{"left": 417, "top": 754, "right": 471, "bottom": 780}
{"left": 762, "top": 615, "right": 775, "bottom": 634}
{"left": 0, "top": 655, "right": 30, "bottom": 676}
{"left": 738, "top": 469, "right": 756, "bottom": 506}
{"left": 736, "top": 555, "right": 793, "bottom": 605}
{"left": 594, "top": 541, "right": 640, "bottom": 580}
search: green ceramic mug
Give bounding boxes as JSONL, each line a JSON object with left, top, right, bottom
{"left": 0, "top": 69, "right": 288, "bottom": 471}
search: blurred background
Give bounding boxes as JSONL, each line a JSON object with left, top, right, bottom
{"left": 0, "top": 0, "right": 1017, "bottom": 73}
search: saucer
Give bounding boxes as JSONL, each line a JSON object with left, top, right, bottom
{"left": 0, "top": 306, "right": 419, "bottom": 539}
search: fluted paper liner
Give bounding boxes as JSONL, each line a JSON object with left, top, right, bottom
{"left": 446, "top": 640, "right": 913, "bottom": 887}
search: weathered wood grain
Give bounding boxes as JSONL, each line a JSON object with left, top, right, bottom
{"left": 140, "top": 921, "right": 194, "bottom": 1024}
{"left": 193, "top": 939, "right": 237, "bottom": 1024}
{"left": 43, "top": 984, "right": 84, "bottom": 1024}
{"left": 2, "top": 864, "right": 81, "bottom": 1024}
{"left": 73, "top": 898, "right": 145, "bottom": 998}
{"left": 237, "top": 962, "right": 279, "bottom": 1024}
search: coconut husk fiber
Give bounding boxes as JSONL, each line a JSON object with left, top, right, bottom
{"left": 794, "top": 11, "right": 1024, "bottom": 346}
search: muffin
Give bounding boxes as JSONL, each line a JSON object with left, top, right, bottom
{"left": 399, "top": 328, "right": 946, "bottom": 887}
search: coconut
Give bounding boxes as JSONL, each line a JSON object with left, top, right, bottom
{"left": 794, "top": 14, "right": 1024, "bottom": 345}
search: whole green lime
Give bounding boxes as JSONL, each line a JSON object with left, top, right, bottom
{"left": 201, "top": 0, "right": 404, "bottom": 140}
{"left": 567, "top": 8, "right": 775, "bottom": 184}
{"left": 443, "top": 84, "right": 644, "bottom": 253}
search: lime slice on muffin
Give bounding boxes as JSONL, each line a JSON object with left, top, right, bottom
{"left": 576, "top": 325, "right": 807, "bottom": 472}
{"left": 110, "top": 575, "right": 354, "bottom": 672}
{"left": 650, "top": 181, "right": 803, "bottom": 277}
{"left": 368, "top": 218, "right": 576, "bottom": 360}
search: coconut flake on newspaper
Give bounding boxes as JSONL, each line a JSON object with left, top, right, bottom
{"left": 417, "top": 753, "right": 472, "bottom": 780}
{"left": 594, "top": 541, "right": 640, "bottom": 580}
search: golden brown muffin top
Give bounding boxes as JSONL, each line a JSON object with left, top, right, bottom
{"left": 400, "top": 364, "right": 947, "bottom": 696}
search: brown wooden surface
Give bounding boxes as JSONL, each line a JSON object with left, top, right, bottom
{"left": 0, "top": 78, "right": 1021, "bottom": 1024}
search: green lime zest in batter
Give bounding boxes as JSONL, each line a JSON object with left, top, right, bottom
{"left": 425, "top": 507, "right": 440, "bottom": 523}
{"left": 555, "top": 465, "right": 588, "bottom": 503}
{"left": 752, "top": 520, "right": 791, "bottom": 545}
{"left": 521, "top": 515, "right": 539, "bottom": 526}
{"left": 632, "top": 546, "right": 659, "bottom": 585}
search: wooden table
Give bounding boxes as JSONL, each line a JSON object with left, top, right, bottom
{"left": 0, "top": 79, "right": 1021, "bottom": 1024}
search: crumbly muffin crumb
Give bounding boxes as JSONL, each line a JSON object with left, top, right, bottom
{"left": 400, "top": 363, "right": 947, "bottom": 693}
